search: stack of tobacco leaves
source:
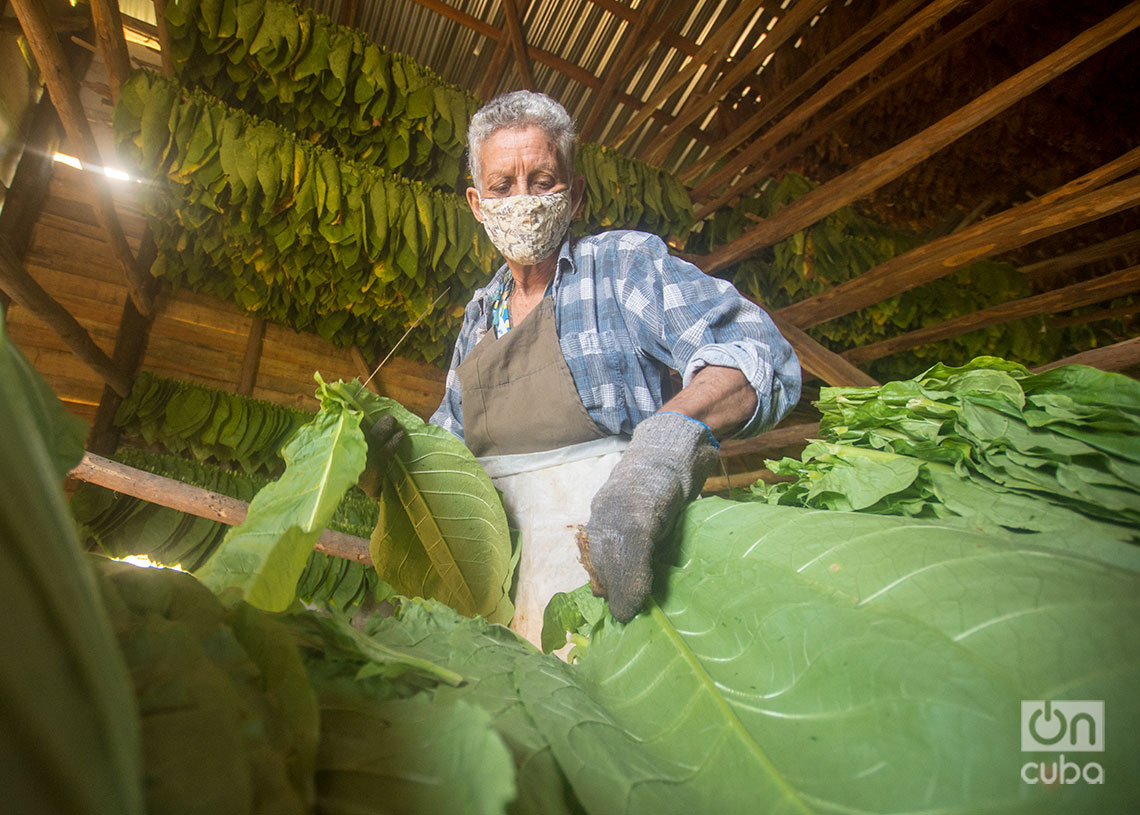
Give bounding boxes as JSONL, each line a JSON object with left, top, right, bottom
{"left": 757, "top": 357, "right": 1140, "bottom": 547}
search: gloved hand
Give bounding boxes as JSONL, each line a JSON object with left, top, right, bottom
{"left": 356, "top": 414, "right": 406, "bottom": 499}
{"left": 577, "top": 412, "right": 720, "bottom": 622}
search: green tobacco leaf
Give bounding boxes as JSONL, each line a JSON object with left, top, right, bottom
{"left": 0, "top": 312, "right": 144, "bottom": 815}
{"left": 317, "top": 379, "right": 513, "bottom": 623}
{"left": 195, "top": 402, "right": 367, "bottom": 611}
{"left": 553, "top": 499, "right": 1140, "bottom": 815}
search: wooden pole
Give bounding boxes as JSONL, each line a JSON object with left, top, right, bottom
{"left": 699, "top": 1, "right": 1140, "bottom": 274}
{"left": 719, "top": 421, "right": 822, "bottom": 459}
{"left": 843, "top": 264, "right": 1140, "bottom": 365}
{"left": 89, "top": 0, "right": 132, "bottom": 100}
{"left": 586, "top": 0, "right": 698, "bottom": 56}
{"left": 0, "top": 237, "right": 130, "bottom": 396}
{"left": 1032, "top": 336, "right": 1140, "bottom": 373}
{"left": 1053, "top": 301, "right": 1140, "bottom": 329}
{"left": 69, "top": 453, "right": 372, "bottom": 563}
{"left": 151, "top": 0, "right": 175, "bottom": 76}
{"left": 477, "top": 44, "right": 510, "bottom": 101}
{"left": 10, "top": 0, "right": 154, "bottom": 317}
{"left": 680, "top": 0, "right": 928, "bottom": 183}
{"left": 236, "top": 317, "right": 266, "bottom": 396}
{"left": 500, "top": 0, "right": 535, "bottom": 90}
{"left": 771, "top": 313, "right": 879, "bottom": 387}
{"left": 776, "top": 171, "right": 1140, "bottom": 330}
{"left": 611, "top": 1, "right": 767, "bottom": 149}
{"left": 644, "top": 0, "right": 831, "bottom": 165}
{"left": 1020, "top": 229, "right": 1140, "bottom": 281}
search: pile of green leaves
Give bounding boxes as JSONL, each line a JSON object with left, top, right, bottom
{"left": 113, "top": 371, "right": 312, "bottom": 474}
{"left": 758, "top": 357, "right": 1140, "bottom": 547}
{"left": 688, "top": 174, "right": 1116, "bottom": 380}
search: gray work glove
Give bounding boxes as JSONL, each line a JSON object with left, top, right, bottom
{"left": 357, "top": 414, "right": 406, "bottom": 500}
{"left": 577, "top": 412, "right": 721, "bottom": 623}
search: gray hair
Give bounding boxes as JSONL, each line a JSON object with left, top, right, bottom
{"left": 467, "top": 90, "right": 576, "bottom": 189}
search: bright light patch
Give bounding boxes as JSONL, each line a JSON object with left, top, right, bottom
{"left": 53, "top": 152, "right": 83, "bottom": 170}
{"left": 103, "top": 166, "right": 131, "bottom": 181}
{"left": 117, "top": 554, "right": 185, "bottom": 572}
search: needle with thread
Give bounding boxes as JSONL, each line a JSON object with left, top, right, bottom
{"left": 364, "top": 287, "right": 451, "bottom": 387}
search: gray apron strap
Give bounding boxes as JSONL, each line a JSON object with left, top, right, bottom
{"left": 456, "top": 297, "right": 606, "bottom": 457}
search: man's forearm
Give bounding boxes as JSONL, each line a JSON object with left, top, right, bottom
{"left": 657, "top": 365, "right": 757, "bottom": 439}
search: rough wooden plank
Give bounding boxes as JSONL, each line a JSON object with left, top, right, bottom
{"left": 1053, "top": 301, "right": 1140, "bottom": 329}
{"left": 719, "top": 421, "right": 822, "bottom": 459}
{"left": 1020, "top": 229, "right": 1140, "bottom": 280}
{"left": 778, "top": 170, "right": 1140, "bottom": 329}
{"left": 1032, "top": 336, "right": 1140, "bottom": 373}
{"left": 89, "top": 0, "right": 132, "bottom": 99}
{"left": 700, "top": 1, "right": 1140, "bottom": 273}
{"left": 69, "top": 452, "right": 372, "bottom": 563}
{"left": 237, "top": 318, "right": 266, "bottom": 396}
{"left": 771, "top": 313, "right": 879, "bottom": 387}
{"left": 844, "top": 264, "right": 1140, "bottom": 364}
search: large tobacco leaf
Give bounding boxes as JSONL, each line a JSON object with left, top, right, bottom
{"left": 0, "top": 313, "right": 144, "bottom": 814}
{"left": 319, "top": 379, "right": 514, "bottom": 624}
{"left": 195, "top": 400, "right": 367, "bottom": 611}
{"left": 547, "top": 498, "right": 1140, "bottom": 814}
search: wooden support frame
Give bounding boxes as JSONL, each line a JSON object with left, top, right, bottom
{"left": 776, "top": 166, "right": 1140, "bottom": 330}
{"left": 1020, "top": 229, "right": 1140, "bottom": 281}
{"left": 477, "top": 43, "right": 511, "bottom": 101}
{"left": 500, "top": 0, "right": 535, "bottom": 90}
{"left": 0, "top": 237, "right": 130, "bottom": 396}
{"left": 843, "top": 264, "right": 1140, "bottom": 365}
{"left": 10, "top": 0, "right": 154, "bottom": 317}
{"left": 699, "top": 1, "right": 1140, "bottom": 273}
{"left": 644, "top": 0, "right": 831, "bottom": 166}
{"left": 770, "top": 313, "right": 879, "bottom": 387}
{"left": 719, "top": 421, "right": 822, "bottom": 460}
{"left": 691, "top": 0, "right": 967, "bottom": 201}
{"left": 236, "top": 318, "right": 266, "bottom": 396}
{"left": 586, "top": 0, "right": 698, "bottom": 57}
{"left": 152, "top": 0, "right": 175, "bottom": 76}
{"left": 1053, "top": 301, "right": 1140, "bottom": 329}
{"left": 89, "top": 0, "right": 131, "bottom": 99}
{"left": 1032, "top": 336, "right": 1140, "bottom": 373}
{"left": 69, "top": 453, "right": 372, "bottom": 563}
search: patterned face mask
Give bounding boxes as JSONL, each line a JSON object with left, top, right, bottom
{"left": 477, "top": 189, "right": 573, "bottom": 265}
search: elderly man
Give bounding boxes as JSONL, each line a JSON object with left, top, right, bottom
{"left": 429, "top": 90, "right": 800, "bottom": 645}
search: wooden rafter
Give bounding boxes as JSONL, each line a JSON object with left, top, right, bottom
{"left": 775, "top": 163, "right": 1140, "bottom": 330}
{"left": 770, "top": 314, "right": 879, "bottom": 387}
{"left": 843, "top": 264, "right": 1140, "bottom": 365}
{"left": 579, "top": 0, "right": 665, "bottom": 142}
{"left": 10, "top": 0, "right": 154, "bottom": 318}
{"left": 477, "top": 43, "right": 511, "bottom": 100}
{"left": 237, "top": 318, "right": 266, "bottom": 396}
{"left": 644, "top": 0, "right": 831, "bottom": 166}
{"left": 500, "top": 0, "right": 535, "bottom": 90}
{"left": 587, "top": 0, "right": 699, "bottom": 57}
{"left": 691, "top": 0, "right": 967, "bottom": 202}
{"left": 1020, "top": 229, "right": 1140, "bottom": 281}
{"left": 699, "top": 1, "right": 1140, "bottom": 274}
{"left": 1032, "top": 336, "right": 1140, "bottom": 373}
{"left": 691, "top": 0, "right": 1020, "bottom": 216}
{"left": 1053, "top": 301, "right": 1140, "bottom": 329}
{"left": 719, "top": 421, "right": 822, "bottom": 460}
{"left": 611, "top": 0, "right": 766, "bottom": 149}
{"left": 90, "top": 0, "right": 131, "bottom": 100}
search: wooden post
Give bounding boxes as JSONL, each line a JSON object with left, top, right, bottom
{"left": 770, "top": 313, "right": 878, "bottom": 387}
{"left": 719, "top": 421, "right": 822, "bottom": 460}
{"left": 1032, "top": 337, "right": 1140, "bottom": 373}
{"left": 89, "top": 0, "right": 132, "bottom": 99}
{"left": 843, "top": 264, "right": 1140, "bottom": 365}
{"left": 236, "top": 318, "right": 266, "bottom": 396}
{"left": 699, "top": 1, "right": 1140, "bottom": 273}
{"left": 1020, "top": 229, "right": 1140, "bottom": 281}
{"left": 776, "top": 172, "right": 1140, "bottom": 330}
{"left": 500, "top": 0, "right": 535, "bottom": 90}
{"left": 69, "top": 453, "right": 372, "bottom": 563}
{"left": 10, "top": 0, "right": 154, "bottom": 317}
{"left": 0, "top": 237, "right": 130, "bottom": 396}
{"left": 151, "top": 0, "right": 175, "bottom": 76}
{"left": 477, "top": 44, "right": 510, "bottom": 101}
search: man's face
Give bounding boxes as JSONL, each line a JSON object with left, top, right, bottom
{"left": 466, "top": 126, "right": 582, "bottom": 222}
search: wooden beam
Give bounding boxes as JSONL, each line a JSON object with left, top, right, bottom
{"left": 579, "top": 0, "right": 664, "bottom": 142}
{"left": 844, "top": 264, "right": 1140, "bottom": 365}
{"left": 69, "top": 453, "right": 372, "bottom": 563}
{"left": 1020, "top": 229, "right": 1140, "bottom": 281}
{"left": 350, "top": 346, "right": 383, "bottom": 394}
{"left": 586, "top": 0, "right": 698, "bottom": 57}
{"left": 1032, "top": 336, "right": 1140, "bottom": 373}
{"left": 477, "top": 43, "right": 510, "bottom": 101}
{"left": 611, "top": 1, "right": 766, "bottom": 149}
{"left": 0, "top": 237, "right": 130, "bottom": 396}
{"left": 699, "top": 1, "right": 1140, "bottom": 273}
{"left": 691, "top": 0, "right": 967, "bottom": 201}
{"left": 338, "top": 0, "right": 360, "bottom": 28}
{"left": 645, "top": 0, "right": 831, "bottom": 165}
{"left": 151, "top": 0, "right": 174, "bottom": 76}
{"left": 236, "top": 317, "right": 266, "bottom": 396}
{"left": 776, "top": 170, "right": 1140, "bottom": 330}
{"left": 771, "top": 313, "right": 879, "bottom": 387}
{"left": 719, "top": 421, "right": 822, "bottom": 459}
{"left": 1053, "top": 301, "right": 1140, "bottom": 329}
{"left": 88, "top": 287, "right": 155, "bottom": 454}
{"left": 89, "top": 0, "right": 132, "bottom": 100}
{"left": 500, "top": 0, "right": 535, "bottom": 90}
{"left": 10, "top": 0, "right": 154, "bottom": 317}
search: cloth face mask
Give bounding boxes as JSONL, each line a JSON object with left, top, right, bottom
{"left": 478, "top": 189, "right": 573, "bottom": 265}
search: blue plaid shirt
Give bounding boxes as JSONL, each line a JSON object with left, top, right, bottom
{"left": 430, "top": 230, "right": 801, "bottom": 441}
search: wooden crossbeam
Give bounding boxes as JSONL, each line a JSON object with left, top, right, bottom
{"left": 477, "top": 43, "right": 511, "bottom": 101}
{"left": 11, "top": 0, "right": 154, "bottom": 318}
{"left": 237, "top": 318, "right": 266, "bottom": 396}
{"left": 69, "top": 453, "right": 372, "bottom": 563}
{"left": 587, "top": 0, "right": 698, "bottom": 57}
{"left": 691, "top": 0, "right": 967, "bottom": 202}
{"left": 644, "top": 0, "right": 831, "bottom": 165}
{"left": 1053, "top": 301, "right": 1140, "bottom": 329}
{"left": 776, "top": 169, "right": 1140, "bottom": 330}
{"left": 719, "top": 421, "right": 822, "bottom": 459}
{"left": 500, "top": 0, "right": 535, "bottom": 90}
{"left": 611, "top": 1, "right": 766, "bottom": 149}
{"left": 770, "top": 313, "right": 878, "bottom": 387}
{"left": 699, "top": 1, "right": 1140, "bottom": 274}
{"left": 0, "top": 237, "right": 130, "bottom": 397}
{"left": 1032, "top": 336, "right": 1140, "bottom": 373}
{"left": 843, "top": 264, "right": 1140, "bottom": 365}
{"left": 1020, "top": 229, "right": 1140, "bottom": 281}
